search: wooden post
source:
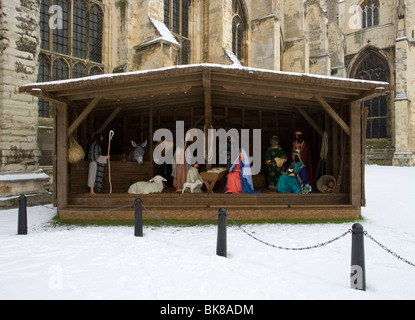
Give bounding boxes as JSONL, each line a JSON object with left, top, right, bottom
{"left": 350, "top": 101, "right": 362, "bottom": 210}
{"left": 203, "top": 69, "right": 212, "bottom": 169}
{"left": 56, "top": 103, "right": 69, "bottom": 210}
{"left": 149, "top": 101, "right": 153, "bottom": 161}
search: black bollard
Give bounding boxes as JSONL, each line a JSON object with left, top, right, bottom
{"left": 134, "top": 199, "right": 143, "bottom": 237}
{"left": 351, "top": 223, "right": 366, "bottom": 291}
{"left": 17, "top": 195, "right": 28, "bottom": 235}
{"left": 216, "top": 208, "right": 227, "bottom": 258}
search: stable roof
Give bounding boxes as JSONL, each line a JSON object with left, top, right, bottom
{"left": 19, "top": 64, "right": 393, "bottom": 116}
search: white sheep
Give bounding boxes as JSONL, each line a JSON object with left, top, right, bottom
{"left": 128, "top": 175, "right": 167, "bottom": 194}
{"left": 182, "top": 180, "right": 203, "bottom": 194}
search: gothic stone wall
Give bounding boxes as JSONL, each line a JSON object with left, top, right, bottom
{"left": 0, "top": 0, "right": 43, "bottom": 196}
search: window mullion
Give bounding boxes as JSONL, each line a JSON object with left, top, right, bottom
{"left": 68, "top": 0, "right": 73, "bottom": 57}
{"left": 49, "top": 0, "right": 53, "bottom": 52}
{"left": 86, "top": 2, "right": 90, "bottom": 61}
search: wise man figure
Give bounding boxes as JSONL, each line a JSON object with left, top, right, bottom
{"left": 291, "top": 130, "right": 313, "bottom": 188}
{"left": 265, "top": 136, "right": 287, "bottom": 189}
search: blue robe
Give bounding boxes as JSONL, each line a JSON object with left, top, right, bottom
{"left": 224, "top": 153, "right": 260, "bottom": 194}
{"left": 276, "top": 161, "right": 312, "bottom": 194}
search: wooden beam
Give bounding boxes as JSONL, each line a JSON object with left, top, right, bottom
{"left": 31, "top": 89, "right": 73, "bottom": 106}
{"left": 295, "top": 106, "right": 324, "bottom": 137}
{"left": 101, "top": 86, "right": 193, "bottom": 102}
{"left": 223, "top": 85, "right": 314, "bottom": 101}
{"left": 67, "top": 96, "right": 102, "bottom": 138}
{"left": 351, "top": 87, "right": 387, "bottom": 103}
{"left": 93, "top": 106, "right": 123, "bottom": 137}
{"left": 315, "top": 95, "right": 351, "bottom": 136}
{"left": 203, "top": 69, "right": 212, "bottom": 168}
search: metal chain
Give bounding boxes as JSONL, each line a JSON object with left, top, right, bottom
{"left": 142, "top": 204, "right": 219, "bottom": 228}
{"left": 364, "top": 231, "right": 415, "bottom": 268}
{"left": 58, "top": 204, "right": 133, "bottom": 214}
{"left": 37, "top": 203, "right": 415, "bottom": 267}
{"left": 228, "top": 215, "right": 352, "bottom": 251}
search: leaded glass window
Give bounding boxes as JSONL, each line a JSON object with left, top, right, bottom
{"left": 53, "top": 0, "right": 69, "bottom": 55}
{"left": 362, "top": 0, "right": 379, "bottom": 29}
{"left": 164, "top": 0, "right": 191, "bottom": 65}
{"left": 73, "top": 0, "right": 88, "bottom": 59}
{"left": 52, "top": 58, "right": 69, "bottom": 81}
{"left": 354, "top": 52, "right": 388, "bottom": 139}
{"left": 231, "top": 0, "right": 246, "bottom": 63}
{"left": 38, "top": 0, "right": 105, "bottom": 117}
{"left": 40, "top": 0, "right": 50, "bottom": 51}
{"left": 37, "top": 54, "right": 51, "bottom": 117}
{"left": 73, "top": 63, "right": 88, "bottom": 79}
{"left": 89, "top": 4, "right": 104, "bottom": 63}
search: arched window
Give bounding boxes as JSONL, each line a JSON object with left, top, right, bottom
{"left": 231, "top": 0, "right": 247, "bottom": 63}
{"left": 38, "top": 0, "right": 105, "bottom": 117}
{"left": 90, "top": 66, "right": 104, "bottom": 76}
{"left": 362, "top": 0, "right": 379, "bottom": 28}
{"left": 352, "top": 51, "right": 389, "bottom": 139}
{"left": 73, "top": 63, "right": 88, "bottom": 79}
{"left": 164, "top": 0, "right": 191, "bottom": 65}
{"left": 52, "top": 58, "right": 69, "bottom": 81}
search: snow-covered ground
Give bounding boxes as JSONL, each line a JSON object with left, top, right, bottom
{"left": 0, "top": 165, "right": 414, "bottom": 300}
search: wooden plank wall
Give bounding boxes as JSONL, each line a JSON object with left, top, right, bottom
{"left": 69, "top": 103, "right": 352, "bottom": 195}
{"left": 70, "top": 161, "right": 162, "bottom": 194}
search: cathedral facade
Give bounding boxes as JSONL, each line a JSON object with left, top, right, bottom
{"left": 0, "top": 0, "right": 413, "bottom": 200}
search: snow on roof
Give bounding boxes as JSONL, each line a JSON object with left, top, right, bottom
{"left": 148, "top": 18, "right": 180, "bottom": 47}
{"left": 0, "top": 171, "right": 50, "bottom": 182}
{"left": 20, "top": 63, "right": 393, "bottom": 91}
{"left": 224, "top": 49, "right": 243, "bottom": 67}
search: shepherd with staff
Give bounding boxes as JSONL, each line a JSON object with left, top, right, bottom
{"left": 88, "top": 133, "right": 110, "bottom": 195}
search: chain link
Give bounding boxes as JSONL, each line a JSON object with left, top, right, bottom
{"left": 42, "top": 202, "right": 415, "bottom": 267}
{"left": 142, "top": 204, "right": 219, "bottom": 228}
{"left": 228, "top": 215, "right": 352, "bottom": 251}
{"left": 59, "top": 204, "right": 133, "bottom": 214}
{"left": 364, "top": 231, "right": 415, "bottom": 268}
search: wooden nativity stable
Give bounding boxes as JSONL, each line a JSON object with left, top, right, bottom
{"left": 19, "top": 64, "right": 393, "bottom": 221}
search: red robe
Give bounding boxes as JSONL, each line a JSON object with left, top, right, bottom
{"left": 225, "top": 157, "right": 243, "bottom": 194}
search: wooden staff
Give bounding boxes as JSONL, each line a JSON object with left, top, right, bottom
{"left": 108, "top": 130, "right": 115, "bottom": 194}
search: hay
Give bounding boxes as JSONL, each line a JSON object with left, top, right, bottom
{"left": 68, "top": 135, "right": 85, "bottom": 164}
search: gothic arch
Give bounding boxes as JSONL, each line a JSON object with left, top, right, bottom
{"left": 349, "top": 47, "right": 392, "bottom": 139}
{"left": 231, "top": 0, "right": 249, "bottom": 63}
{"left": 348, "top": 47, "right": 390, "bottom": 83}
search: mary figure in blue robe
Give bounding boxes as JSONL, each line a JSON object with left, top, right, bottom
{"left": 276, "top": 150, "right": 313, "bottom": 194}
{"left": 224, "top": 149, "right": 260, "bottom": 194}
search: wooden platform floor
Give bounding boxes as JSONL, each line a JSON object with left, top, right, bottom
{"left": 58, "top": 191, "right": 361, "bottom": 221}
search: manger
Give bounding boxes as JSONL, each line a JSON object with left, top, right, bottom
{"left": 19, "top": 64, "right": 394, "bottom": 220}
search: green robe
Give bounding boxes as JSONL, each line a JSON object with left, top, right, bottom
{"left": 265, "top": 146, "right": 287, "bottom": 187}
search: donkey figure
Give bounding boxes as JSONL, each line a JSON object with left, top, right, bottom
{"left": 131, "top": 140, "right": 147, "bottom": 165}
